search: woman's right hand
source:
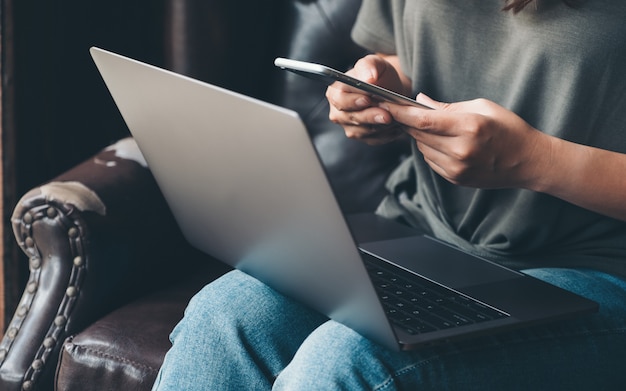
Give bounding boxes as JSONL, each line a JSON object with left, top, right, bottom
{"left": 326, "top": 54, "right": 412, "bottom": 145}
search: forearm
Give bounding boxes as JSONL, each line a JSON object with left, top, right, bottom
{"left": 531, "top": 134, "right": 626, "bottom": 222}
{"left": 383, "top": 95, "right": 626, "bottom": 222}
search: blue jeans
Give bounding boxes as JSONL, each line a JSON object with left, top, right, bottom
{"left": 152, "top": 268, "right": 626, "bottom": 390}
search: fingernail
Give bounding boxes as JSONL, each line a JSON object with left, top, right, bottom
{"left": 374, "top": 114, "right": 387, "bottom": 124}
{"left": 355, "top": 97, "right": 369, "bottom": 108}
{"left": 416, "top": 93, "right": 435, "bottom": 107}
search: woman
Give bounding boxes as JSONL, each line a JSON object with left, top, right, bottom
{"left": 153, "top": 0, "right": 626, "bottom": 389}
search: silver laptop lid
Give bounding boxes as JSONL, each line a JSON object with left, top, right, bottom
{"left": 90, "top": 47, "right": 399, "bottom": 350}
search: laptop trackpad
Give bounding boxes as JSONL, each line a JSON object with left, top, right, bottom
{"left": 359, "top": 236, "right": 521, "bottom": 289}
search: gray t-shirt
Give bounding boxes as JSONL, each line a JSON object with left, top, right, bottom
{"left": 352, "top": 0, "right": 626, "bottom": 276}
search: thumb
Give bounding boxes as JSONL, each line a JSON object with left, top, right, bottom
{"left": 354, "top": 55, "right": 389, "bottom": 84}
{"left": 415, "top": 93, "right": 447, "bottom": 110}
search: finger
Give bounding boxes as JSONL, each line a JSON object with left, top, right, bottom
{"left": 417, "top": 142, "right": 461, "bottom": 184}
{"left": 352, "top": 54, "right": 388, "bottom": 83}
{"left": 326, "top": 55, "right": 392, "bottom": 112}
{"left": 344, "top": 124, "right": 405, "bottom": 145}
{"left": 415, "top": 93, "right": 448, "bottom": 110}
{"left": 329, "top": 105, "right": 394, "bottom": 126}
{"left": 326, "top": 85, "right": 370, "bottom": 110}
{"left": 326, "top": 57, "right": 379, "bottom": 98}
{"left": 380, "top": 103, "right": 439, "bottom": 132}
{"left": 380, "top": 102, "right": 465, "bottom": 137}
{"left": 416, "top": 95, "right": 497, "bottom": 117}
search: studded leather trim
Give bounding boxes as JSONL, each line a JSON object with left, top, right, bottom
{"left": 1, "top": 200, "right": 87, "bottom": 391}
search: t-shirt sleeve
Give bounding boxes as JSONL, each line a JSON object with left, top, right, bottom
{"left": 351, "top": 0, "right": 397, "bottom": 55}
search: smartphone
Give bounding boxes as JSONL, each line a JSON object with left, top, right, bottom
{"left": 274, "top": 57, "right": 433, "bottom": 110}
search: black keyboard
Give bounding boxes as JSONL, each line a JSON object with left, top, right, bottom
{"left": 364, "top": 258, "right": 509, "bottom": 335}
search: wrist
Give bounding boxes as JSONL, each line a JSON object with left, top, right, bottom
{"left": 521, "top": 131, "right": 558, "bottom": 193}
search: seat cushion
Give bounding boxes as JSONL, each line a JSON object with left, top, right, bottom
{"left": 55, "top": 264, "right": 229, "bottom": 391}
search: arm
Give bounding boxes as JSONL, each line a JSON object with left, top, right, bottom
{"left": 382, "top": 95, "right": 626, "bottom": 222}
{"left": 534, "top": 135, "right": 626, "bottom": 222}
{"left": 327, "top": 54, "right": 626, "bottom": 221}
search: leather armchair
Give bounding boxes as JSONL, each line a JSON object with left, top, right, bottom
{"left": 0, "top": 0, "right": 410, "bottom": 389}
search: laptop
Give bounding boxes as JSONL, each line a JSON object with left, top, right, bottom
{"left": 89, "top": 47, "right": 598, "bottom": 351}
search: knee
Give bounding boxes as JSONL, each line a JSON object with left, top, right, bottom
{"left": 275, "top": 321, "right": 389, "bottom": 389}
{"left": 184, "top": 270, "right": 256, "bottom": 319}
{"left": 298, "top": 321, "right": 375, "bottom": 359}
{"left": 172, "top": 270, "right": 283, "bottom": 339}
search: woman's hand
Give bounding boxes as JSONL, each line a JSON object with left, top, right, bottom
{"left": 383, "top": 94, "right": 626, "bottom": 221}
{"left": 382, "top": 94, "right": 552, "bottom": 190}
{"left": 326, "top": 54, "right": 412, "bottom": 145}
{"left": 329, "top": 57, "right": 626, "bottom": 220}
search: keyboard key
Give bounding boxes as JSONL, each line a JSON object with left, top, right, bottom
{"left": 364, "top": 258, "right": 509, "bottom": 335}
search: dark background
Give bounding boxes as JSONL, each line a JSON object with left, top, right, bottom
{"left": 1, "top": 0, "right": 168, "bottom": 326}
{"left": 1, "top": 0, "right": 283, "bottom": 326}
{"left": 11, "top": 0, "right": 166, "bottom": 189}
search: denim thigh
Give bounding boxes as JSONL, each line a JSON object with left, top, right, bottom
{"left": 155, "top": 268, "right": 626, "bottom": 390}
{"left": 275, "top": 268, "right": 626, "bottom": 391}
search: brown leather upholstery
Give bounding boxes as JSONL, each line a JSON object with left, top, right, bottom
{"left": 3, "top": 141, "right": 215, "bottom": 391}
{"left": 55, "top": 271, "right": 229, "bottom": 391}
{"left": 1, "top": 0, "right": 409, "bottom": 390}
